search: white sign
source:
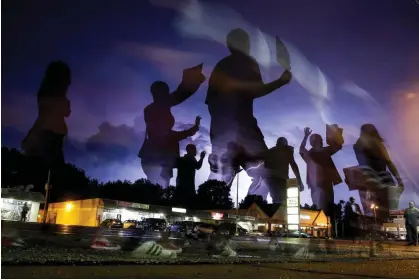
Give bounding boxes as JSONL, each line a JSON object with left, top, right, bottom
{"left": 287, "top": 214, "right": 299, "bottom": 224}
{"left": 287, "top": 187, "right": 299, "bottom": 198}
{"left": 244, "top": 216, "right": 256, "bottom": 221}
{"left": 288, "top": 224, "right": 299, "bottom": 230}
{"left": 287, "top": 198, "right": 298, "bottom": 207}
{"left": 228, "top": 214, "right": 238, "bottom": 219}
{"left": 171, "top": 207, "right": 186, "bottom": 213}
{"left": 287, "top": 207, "right": 299, "bottom": 215}
{"left": 132, "top": 203, "right": 150, "bottom": 210}
{"left": 300, "top": 215, "right": 310, "bottom": 220}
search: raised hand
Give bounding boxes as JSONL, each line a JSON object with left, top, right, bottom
{"left": 200, "top": 151, "right": 206, "bottom": 158}
{"left": 279, "top": 70, "right": 292, "bottom": 84}
{"left": 304, "top": 127, "right": 312, "bottom": 137}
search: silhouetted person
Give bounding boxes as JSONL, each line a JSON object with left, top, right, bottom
{"left": 175, "top": 144, "right": 206, "bottom": 206}
{"left": 206, "top": 28, "right": 292, "bottom": 198}
{"left": 344, "top": 197, "right": 362, "bottom": 242}
{"left": 138, "top": 71, "right": 205, "bottom": 187}
{"left": 263, "top": 137, "right": 304, "bottom": 204}
{"left": 20, "top": 202, "right": 30, "bottom": 222}
{"left": 21, "top": 61, "right": 71, "bottom": 192}
{"left": 299, "top": 127, "right": 342, "bottom": 234}
{"left": 404, "top": 201, "right": 419, "bottom": 246}
{"left": 353, "top": 124, "right": 404, "bottom": 222}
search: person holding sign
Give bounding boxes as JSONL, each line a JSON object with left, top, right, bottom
{"left": 299, "top": 127, "right": 343, "bottom": 232}
{"left": 206, "top": 28, "right": 292, "bottom": 199}
{"left": 138, "top": 65, "right": 206, "bottom": 187}
{"left": 353, "top": 124, "right": 404, "bottom": 222}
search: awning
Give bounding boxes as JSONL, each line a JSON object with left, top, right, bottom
{"left": 1, "top": 189, "right": 45, "bottom": 203}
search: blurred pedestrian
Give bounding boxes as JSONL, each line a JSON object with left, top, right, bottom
{"left": 404, "top": 201, "right": 419, "bottom": 246}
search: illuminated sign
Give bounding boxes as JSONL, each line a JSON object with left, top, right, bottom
{"left": 211, "top": 212, "right": 224, "bottom": 220}
{"left": 287, "top": 214, "right": 299, "bottom": 224}
{"left": 132, "top": 203, "right": 150, "bottom": 210}
{"left": 288, "top": 224, "right": 299, "bottom": 230}
{"left": 244, "top": 216, "right": 256, "bottom": 221}
{"left": 287, "top": 198, "right": 298, "bottom": 207}
{"left": 172, "top": 207, "right": 187, "bottom": 213}
{"left": 287, "top": 187, "right": 299, "bottom": 198}
{"left": 300, "top": 215, "right": 310, "bottom": 220}
{"left": 287, "top": 207, "right": 299, "bottom": 215}
{"left": 228, "top": 214, "right": 238, "bottom": 219}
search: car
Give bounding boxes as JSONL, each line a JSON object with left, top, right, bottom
{"left": 194, "top": 223, "right": 217, "bottom": 234}
{"left": 100, "top": 219, "right": 123, "bottom": 228}
{"left": 139, "top": 218, "right": 167, "bottom": 232}
{"left": 123, "top": 220, "right": 141, "bottom": 229}
{"left": 168, "top": 221, "right": 195, "bottom": 233}
{"left": 248, "top": 230, "right": 265, "bottom": 237}
{"left": 217, "top": 223, "right": 248, "bottom": 236}
{"left": 280, "top": 230, "right": 311, "bottom": 238}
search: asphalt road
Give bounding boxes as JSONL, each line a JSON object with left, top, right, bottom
{"left": 2, "top": 260, "right": 419, "bottom": 278}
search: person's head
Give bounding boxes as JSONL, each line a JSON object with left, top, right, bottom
{"left": 226, "top": 28, "right": 250, "bottom": 55}
{"left": 186, "top": 144, "right": 197, "bottom": 156}
{"left": 38, "top": 61, "right": 71, "bottom": 98}
{"left": 276, "top": 137, "right": 288, "bottom": 147}
{"left": 150, "top": 81, "right": 170, "bottom": 103}
{"left": 349, "top": 197, "right": 355, "bottom": 204}
{"left": 409, "top": 201, "right": 415, "bottom": 208}
{"left": 309, "top": 134, "right": 323, "bottom": 148}
{"left": 360, "top": 124, "right": 384, "bottom": 142}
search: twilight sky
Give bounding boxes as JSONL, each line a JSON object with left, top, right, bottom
{"left": 2, "top": 0, "right": 419, "bottom": 208}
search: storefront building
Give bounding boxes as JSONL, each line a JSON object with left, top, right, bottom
{"left": 46, "top": 198, "right": 213, "bottom": 227}
{"left": 1, "top": 188, "right": 44, "bottom": 222}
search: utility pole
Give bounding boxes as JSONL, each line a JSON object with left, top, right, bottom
{"left": 42, "top": 170, "right": 51, "bottom": 223}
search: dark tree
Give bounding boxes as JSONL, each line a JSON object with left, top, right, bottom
{"left": 239, "top": 194, "right": 266, "bottom": 209}
{"left": 195, "top": 180, "right": 234, "bottom": 210}
{"left": 310, "top": 204, "right": 318, "bottom": 210}
{"left": 303, "top": 203, "right": 311, "bottom": 209}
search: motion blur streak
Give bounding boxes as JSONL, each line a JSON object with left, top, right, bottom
{"left": 150, "top": 0, "right": 334, "bottom": 124}
{"left": 342, "top": 82, "right": 419, "bottom": 192}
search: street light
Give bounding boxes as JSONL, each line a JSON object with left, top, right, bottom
{"left": 371, "top": 204, "right": 378, "bottom": 224}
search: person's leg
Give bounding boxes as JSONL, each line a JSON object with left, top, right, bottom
{"left": 142, "top": 162, "right": 165, "bottom": 186}
{"left": 240, "top": 129, "right": 269, "bottom": 200}
{"left": 413, "top": 225, "right": 418, "bottom": 245}
{"left": 406, "top": 224, "right": 413, "bottom": 244}
{"left": 266, "top": 177, "right": 287, "bottom": 205}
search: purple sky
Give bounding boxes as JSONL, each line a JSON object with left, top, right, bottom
{"left": 2, "top": 0, "right": 419, "bottom": 208}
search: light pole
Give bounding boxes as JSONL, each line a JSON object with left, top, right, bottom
{"left": 235, "top": 168, "right": 243, "bottom": 236}
{"left": 371, "top": 204, "right": 378, "bottom": 224}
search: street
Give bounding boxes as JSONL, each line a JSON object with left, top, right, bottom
{"left": 2, "top": 260, "right": 419, "bottom": 278}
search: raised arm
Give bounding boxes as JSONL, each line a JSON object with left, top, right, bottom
{"left": 235, "top": 65, "right": 292, "bottom": 99}
{"left": 168, "top": 82, "right": 197, "bottom": 107}
{"left": 209, "top": 60, "right": 291, "bottom": 100}
{"left": 172, "top": 116, "right": 201, "bottom": 142}
{"left": 299, "top": 128, "right": 311, "bottom": 156}
{"left": 196, "top": 151, "right": 206, "bottom": 170}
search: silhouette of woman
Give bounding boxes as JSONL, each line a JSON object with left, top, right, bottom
{"left": 21, "top": 61, "right": 71, "bottom": 191}
{"left": 353, "top": 124, "right": 404, "bottom": 222}
{"left": 139, "top": 75, "right": 205, "bottom": 188}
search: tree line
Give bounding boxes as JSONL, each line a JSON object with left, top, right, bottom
{"left": 1, "top": 147, "right": 332, "bottom": 212}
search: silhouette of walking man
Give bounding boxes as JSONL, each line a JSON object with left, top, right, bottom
{"left": 206, "top": 28, "right": 292, "bottom": 198}
{"left": 175, "top": 144, "right": 206, "bottom": 207}
{"left": 138, "top": 67, "right": 205, "bottom": 188}
{"left": 263, "top": 137, "right": 304, "bottom": 204}
{"left": 299, "top": 127, "right": 342, "bottom": 234}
